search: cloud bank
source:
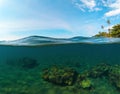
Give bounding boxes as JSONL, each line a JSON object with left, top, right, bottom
{"left": 104, "top": 0, "right": 120, "bottom": 17}
{"left": 72, "top": 0, "right": 120, "bottom": 17}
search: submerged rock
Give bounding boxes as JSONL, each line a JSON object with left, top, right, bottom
{"left": 6, "top": 57, "right": 39, "bottom": 69}
{"left": 20, "top": 57, "right": 39, "bottom": 69}
{"left": 42, "top": 66, "right": 78, "bottom": 86}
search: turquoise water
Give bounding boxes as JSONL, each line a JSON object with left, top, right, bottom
{"left": 0, "top": 36, "right": 120, "bottom": 94}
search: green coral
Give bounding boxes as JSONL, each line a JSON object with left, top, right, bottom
{"left": 80, "top": 79, "right": 92, "bottom": 89}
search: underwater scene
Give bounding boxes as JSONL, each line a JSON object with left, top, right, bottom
{"left": 0, "top": 36, "right": 120, "bottom": 94}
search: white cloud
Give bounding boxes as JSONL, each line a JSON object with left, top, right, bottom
{"left": 74, "top": 2, "right": 85, "bottom": 12}
{"left": 72, "top": 0, "right": 120, "bottom": 17}
{"left": 72, "top": 0, "right": 101, "bottom": 12}
{"left": 80, "top": 0, "right": 96, "bottom": 10}
{"left": 105, "top": 9, "right": 120, "bottom": 17}
{"left": 105, "top": 0, "right": 120, "bottom": 17}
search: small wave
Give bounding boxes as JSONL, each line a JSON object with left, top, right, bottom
{"left": 0, "top": 36, "right": 120, "bottom": 46}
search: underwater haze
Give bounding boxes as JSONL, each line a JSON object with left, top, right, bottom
{"left": 0, "top": 36, "right": 120, "bottom": 94}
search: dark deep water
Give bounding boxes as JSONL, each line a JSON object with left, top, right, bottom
{"left": 0, "top": 43, "right": 120, "bottom": 94}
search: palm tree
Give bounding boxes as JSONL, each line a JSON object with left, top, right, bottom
{"left": 107, "top": 19, "right": 111, "bottom": 37}
{"left": 101, "top": 25, "right": 104, "bottom": 31}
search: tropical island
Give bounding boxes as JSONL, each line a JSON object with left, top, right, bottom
{"left": 94, "top": 20, "right": 120, "bottom": 37}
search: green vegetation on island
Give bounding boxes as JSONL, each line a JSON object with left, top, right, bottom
{"left": 94, "top": 20, "right": 120, "bottom": 37}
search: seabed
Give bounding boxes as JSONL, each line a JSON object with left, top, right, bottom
{"left": 0, "top": 43, "right": 120, "bottom": 94}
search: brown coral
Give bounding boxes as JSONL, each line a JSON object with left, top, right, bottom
{"left": 42, "top": 66, "right": 78, "bottom": 86}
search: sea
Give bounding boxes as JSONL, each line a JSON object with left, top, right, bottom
{"left": 0, "top": 36, "right": 120, "bottom": 94}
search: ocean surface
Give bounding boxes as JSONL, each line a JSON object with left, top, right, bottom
{"left": 0, "top": 36, "right": 120, "bottom": 94}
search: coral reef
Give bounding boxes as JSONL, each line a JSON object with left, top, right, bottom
{"left": 42, "top": 66, "right": 78, "bottom": 86}
{"left": 88, "top": 63, "right": 110, "bottom": 78}
{"left": 108, "top": 64, "right": 120, "bottom": 90}
{"left": 42, "top": 63, "right": 120, "bottom": 92}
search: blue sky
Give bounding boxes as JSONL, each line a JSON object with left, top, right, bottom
{"left": 0, "top": 0, "right": 120, "bottom": 40}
